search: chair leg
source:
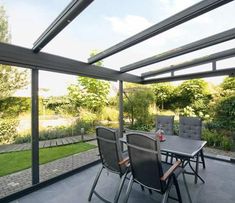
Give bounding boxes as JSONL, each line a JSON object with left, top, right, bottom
{"left": 173, "top": 175, "right": 182, "bottom": 203}
{"left": 200, "top": 149, "right": 206, "bottom": 169}
{"left": 123, "top": 175, "right": 134, "bottom": 203}
{"left": 165, "top": 152, "right": 169, "bottom": 163}
{"left": 161, "top": 186, "right": 171, "bottom": 203}
{"left": 140, "top": 185, "right": 145, "bottom": 191}
{"left": 195, "top": 154, "right": 199, "bottom": 184}
{"left": 88, "top": 166, "right": 103, "bottom": 201}
{"left": 182, "top": 172, "right": 192, "bottom": 203}
{"left": 114, "top": 171, "right": 128, "bottom": 203}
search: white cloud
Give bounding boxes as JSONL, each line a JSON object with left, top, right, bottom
{"left": 105, "top": 15, "right": 152, "bottom": 36}
{"left": 159, "top": 0, "right": 200, "bottom": 15}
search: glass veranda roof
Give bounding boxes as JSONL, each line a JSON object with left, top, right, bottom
{"left": 0, "top": 0, "right": 234, "bottom": 83}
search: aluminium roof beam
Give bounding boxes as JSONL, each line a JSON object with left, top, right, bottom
{"left": 33, "top": 0, "right": 94, "bottom": 53}
{"left": 141, "top": 48, "right": 235, "bottom": 78}
{"left": 142, "top": 68, "right": 235, "bottom": 84}
{"left": 0, "top": 42, "right": 141, "bottom": 83}
{"left": 120, "top": 27, "right": 235, "bottom": 73}
{"left": 88, "top": 0, "right": 233, "bottom": 64}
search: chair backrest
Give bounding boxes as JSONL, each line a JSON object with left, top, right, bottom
{"left": 126, "top": 133, "right": 165, "bottom": 191}
{"left": 96, "top": 126, "right": 124, "bottom": 173}
{"left": 179, "top": 116, "right": 202, "bottom": 140}
{"left": 156, "top": 115, "right": 174, "bottom": 135}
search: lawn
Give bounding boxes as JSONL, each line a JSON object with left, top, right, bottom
{"left": 0, "top": 142, "right": 96, "bottom": 177}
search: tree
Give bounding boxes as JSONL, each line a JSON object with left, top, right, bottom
{"left": 213, "top": 95, "right": 235, "bottom": 131}
{"left": 0, "top": 6, "right": 28, "bottom": 114}
{"left": 220, "top": 77, "right": 235, "bottom": 96}
{"left": 152, "top": 82, "right": 175, "bottom": 110}
{"left": 67, "top": 51, "right": 110, "bottom": 114}
{"left": 0, "top": 5, "right": 11, "bottom": 42}
{"left": 123, "top": 85, "right": 155, "bottom": 130}
{"left": 175, "top": 79, "right": 212, "bottom": 118}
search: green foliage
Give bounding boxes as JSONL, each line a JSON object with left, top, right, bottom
{"left": 221, "top": 136, "right": 233, "bottom": 151}
{"left": 44, "top": 96, "right": 74, "bottom": 115}
{"left": 202, "top": 128, "right": 233, "bottom": 151}
{"left": 0, "top": 6, "right": 29, "bottom": 118}
{"left": 152, "top": 82, "right": 175, "bottom": 109}
{"left": 0, "top": 5, "right": 11, "bottom": 42}
{"left": 15, "top": 118, "right": 96, "bottom": 144}
{"left": 0, "top": 119, "right": 19, "bottom": 144}
{"left": 212, "top": 95, "right": 235, "bottom": 131}
{"left": 98, "top": 106, "right": 119, "bottom": 122}
{"left": 73, "top": 76, "right": 110, "bottom": 112}
{"left": 173, "top": 79, "right": 211, "bottom": 118}
{"left": 67, "top": 51, "right": 110, "bottom": 114}
{"left": 0, "top": 65, "right": 28, "bottom": 101}
{"left": 0, "top": 97, "right": 30, "bottom": 118}
{"left": 124, "top": 86, "right": 155, "bottom": 130}
{"left": 177, "top": 79, "right": 210, "bottom": 106}
{"left": 221, "top": 77, "right": 235, "bottom": 91}
{"left": 220, "top": 77, "right": 235, "bottom": 96}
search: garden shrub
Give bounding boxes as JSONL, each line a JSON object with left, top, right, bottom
{"left": 15, "top": 119, "right": 96, "bottom": 144}
{"left": 124, "top": 87, "right": 155, "bottom": 129}
{"left": 202, "top": 128, "right": 233, "bottom": 151}
{"left": 213, "top": 95, "right": 235, "bottom": 132}
{"left": 98, "top": 106, "right": 119, "bottom": 122}
{"left": 221, "top": 136, "right": 233, "bottom": 151}
{"left": 0, "top": 119, "right": 19, "bottom": 144}
{"left": 202, "top": 129, "right": 215, "bottom": 146}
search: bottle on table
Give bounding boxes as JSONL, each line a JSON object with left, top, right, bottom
{"left": 155, "top": 124, "right": 165, "bottom": 142}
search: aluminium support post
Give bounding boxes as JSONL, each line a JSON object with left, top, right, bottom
{"left": 31, "top": 69, "right": 39, "bottom": 184}
{"left": 119, "top": 81, "right": 124, "bottom": 141}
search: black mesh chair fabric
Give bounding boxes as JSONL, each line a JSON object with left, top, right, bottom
{"left": 124, "top": 133, "right": 192, "bottom": 203}
{"left": 127, "top": 133, "right": 164, "bottom": 191}
{"left": 156, "top": 115, "right": 174, "bottom": 135}
{"left": 96, "top": 127, "right": 125, "bottom": 174}
{"left": 88, "top": 127, "right": 129, "bottom": 203}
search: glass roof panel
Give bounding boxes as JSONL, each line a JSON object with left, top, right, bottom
{"left": 1, "top": 0, "right": 235, "bottom": 78}
{"left": 42, "top": 0, "right": 204, "bottom": 63}
{"left": 0, "top": 0, "right": 70, "bottom": 47}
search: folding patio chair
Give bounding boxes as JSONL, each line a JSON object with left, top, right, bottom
{"left": 156, "top": 115, "right": 174, "bottom": 163}
{"left": 179, "top": 116, "right": 206, "bottom": 169}
{"left": 88, "top": 126, "right": 129, "bottom": 203}
{"left": 124, "top": 133, "right": 192, "bottom": 203}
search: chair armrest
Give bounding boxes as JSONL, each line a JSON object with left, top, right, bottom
{"left": 118, "top": 157, "right": 129, "bottom": 166}
{"left": 160, "top": 160, "right": 181, "bottom": 181}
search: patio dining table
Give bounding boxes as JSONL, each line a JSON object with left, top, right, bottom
{"left": 120, "top": 132, "right": 207, "bottom": 184}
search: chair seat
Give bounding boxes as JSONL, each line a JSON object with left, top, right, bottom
{"left": 162, "top": 162, "right": 183, "bottom": 178}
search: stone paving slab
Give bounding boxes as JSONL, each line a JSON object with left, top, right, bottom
{"left": 0, "top": 148, "right": 99, "bottom": 199}
{"left": 0, "top": 135, "right": 96, "bottom": 154}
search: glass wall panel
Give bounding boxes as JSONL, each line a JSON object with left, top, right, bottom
{"left": 38, "top": 71, "right": 99, "bottom": 182}
{"left": 0, "top": 65, "right": 31, "bottom": 198}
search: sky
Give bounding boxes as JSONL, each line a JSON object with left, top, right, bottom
{"left": 0, "top": 0, "right": 235, "bottom": 96}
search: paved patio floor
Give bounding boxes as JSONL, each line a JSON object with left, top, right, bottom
{"left": 10, "top": 158, "right": 235, "bottom": 203}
